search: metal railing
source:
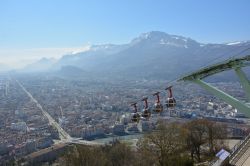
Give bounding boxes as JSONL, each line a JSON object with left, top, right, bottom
{"left": 229, "top": 133, "right": 250, "bottom": 161}
{"left": 209, "top": 133, "right": 250, "bottom": 166}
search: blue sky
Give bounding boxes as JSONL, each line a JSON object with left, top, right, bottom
{"left": 0, "top": 0, "right": 250, "bottom": 67}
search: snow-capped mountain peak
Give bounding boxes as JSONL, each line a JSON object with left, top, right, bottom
{"left": 130, "top": 31, "right": 200, "bottom": 49}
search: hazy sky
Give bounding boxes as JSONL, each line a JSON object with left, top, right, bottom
{"left": 1, "top": 0, "right": 250, "bottom": 68}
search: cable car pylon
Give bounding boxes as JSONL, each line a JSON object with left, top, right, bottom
{"left": 128, "top": 54, "right": 250, "bottom": 121}
{"left": 179, "top": 55, "right": 250, "bottom": 117}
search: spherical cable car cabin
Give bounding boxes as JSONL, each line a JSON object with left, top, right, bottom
{"left": 165, "top": 86, "right": 176, "bottom": 108}
{"left": 130, "top": 102, "right": 140, "bottom": 123}
{"left": 141, "top": 97, "right": 151, "bottom": 119}
{"left": 153, "top": 92, "right": 163, "bottom": 113}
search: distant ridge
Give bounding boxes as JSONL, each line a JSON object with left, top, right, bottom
{"left": 22, "top": 31, "right": 250, "bottom": 80}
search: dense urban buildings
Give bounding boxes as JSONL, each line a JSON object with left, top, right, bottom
{"left": 0, "top": 74, "right": 249, "bottom": 164}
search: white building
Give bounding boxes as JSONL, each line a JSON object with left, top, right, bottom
{"left": 11, "top": 122, "right": 29, "bottom": 132}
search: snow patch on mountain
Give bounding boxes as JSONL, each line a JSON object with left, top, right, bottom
{"left": 226, "top": 41, "right": 249, "bottom": 46}
{"left": 226, "top": 41, "right": 242, "bottom": 45}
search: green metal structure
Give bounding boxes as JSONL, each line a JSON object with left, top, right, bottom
{"left": 179, "top": 55, "right": 250, "bottom": 117}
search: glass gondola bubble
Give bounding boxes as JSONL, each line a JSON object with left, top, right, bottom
{"left": 165, "top": 86, "right": 176, "bottom": 108}
{"left": 130, "top": 102, "right": 140, "bottom": 123}
{"left": 153, "top": 92, "right": 163, "bottom": 113}
{"left": 141, "top": 97, "right": 151, "bottom": 119}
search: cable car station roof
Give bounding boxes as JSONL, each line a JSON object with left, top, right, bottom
{"left": 179, "top": 55, "right": 250, "bottom": 81}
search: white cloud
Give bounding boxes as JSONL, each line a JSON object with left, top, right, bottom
{"left": 0, "top": 45, "right": 91, "bottom": 69}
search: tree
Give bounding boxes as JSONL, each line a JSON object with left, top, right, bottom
{"left": 63, "top": 145, "right": 108, "bottom": 166}
{"left": 185, "top": 119, "right": 207, "bottom": 162}
{"left": 184, "top": 119, "right": 228, "bottom": 162}
{"left": 62, "top": 142, "right": 135, "bottom": 166}
{"left": 203, "top": 120, "right": 227, "bottom": 156}
{"left": 60, "top": 120, "right": 227, "bottom": 165}
{"left": 137, "top": 122, "right": 192, "bottom": 166}
{"left": 106, "top": 141, "right": 135, "bottom": 166}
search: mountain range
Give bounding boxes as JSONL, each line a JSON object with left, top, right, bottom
{"left": 20, "top": 31, "right": 250, "bottom": 80}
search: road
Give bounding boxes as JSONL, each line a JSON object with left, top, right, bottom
{"left": 15, "top": 79, "right": 101, "bottom": 146}
{"left": 16, "top": 79, "right": 71, "bottom": 140}
{"left": 5, "top": 81, "right": 8, "bottom": 96}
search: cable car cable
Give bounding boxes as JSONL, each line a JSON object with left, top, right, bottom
{"left": 128, "top": 46, "right": 250, "bottom": 108}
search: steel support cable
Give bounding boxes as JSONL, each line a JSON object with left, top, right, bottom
{"left": 128, "top": 47, "right": 250, "bottom": 106}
